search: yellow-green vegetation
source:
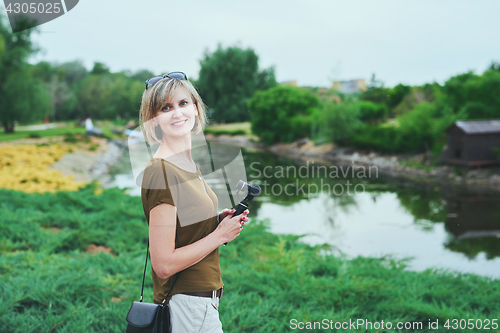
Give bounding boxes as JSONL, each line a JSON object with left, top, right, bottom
{"left": 0, "top": 143, "right": 85, "bottom": 193}
{"left": 380, "top": 118, "right": 400, "bottom": 128}
{"left": 1, "top": 184, "right": 499, "bottom": 332}
{"left": 205, "top": 122, "right": 252, "bottom": 136}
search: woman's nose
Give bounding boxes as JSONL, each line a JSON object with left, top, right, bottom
{"left": 171, "top": 107, "right": 183, "bottom": 117}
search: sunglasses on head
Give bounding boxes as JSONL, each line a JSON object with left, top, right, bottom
{"left": 145, "top": 71, "right": 188, "bottom": 89}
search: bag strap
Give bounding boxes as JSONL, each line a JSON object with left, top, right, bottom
{"left": 139, "top": 241, "right": 181, "bottom": 304}
{"left": 138, "top": 145, "right": 182, "bottom": 305}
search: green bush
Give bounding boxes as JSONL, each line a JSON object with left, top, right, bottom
{"left": 312, "top": 101, "right": 363, "bottom": 144}
{"left": 357, "top": 101, "right": 388, "bottom": 123}
{"left": 442, "top": 69, "right": 500, "bottom": 119}
{"left": 350, "top": 123, "right": 399, "bottom": 151}
{"left": 204, "top": 128, "right": 246, "bottom": 136}
{"left": 249, "top": 85, "right": 320, "bottom": 144}
{"left": 350, "top": 103, "right": 461, "bottom": 153}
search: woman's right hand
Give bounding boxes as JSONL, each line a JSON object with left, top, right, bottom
{"left": 215, "top": 211, "right": 248, "bottom": 244}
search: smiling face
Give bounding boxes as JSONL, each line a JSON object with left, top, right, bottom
{"left": 153, "top": 85, "right": 199, "bottom": 140}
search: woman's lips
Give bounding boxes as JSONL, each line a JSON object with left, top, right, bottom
{"left": 171, "top": 119, "right": 187, "bottom": 127}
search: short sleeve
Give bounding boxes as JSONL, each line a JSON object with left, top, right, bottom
{"left": 142, "top": 160, "right": 176, "bottom": 214}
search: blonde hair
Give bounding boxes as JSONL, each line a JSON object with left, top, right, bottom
{"left": 139, "top": 77, "right": 208, "bottom": 144}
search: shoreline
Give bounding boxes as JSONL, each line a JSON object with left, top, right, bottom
{"left": 49, "top": 138, "right": 125, "bottom": 183}
{"left": 206, "top": 134, "right": 500, "bottom": 193}
{"left": 17, "top": 131, "right": 499, "bottom": 194}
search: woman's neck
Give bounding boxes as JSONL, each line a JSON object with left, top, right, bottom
{"left": 157, "top": 135, "right": 194, "bottom": 164}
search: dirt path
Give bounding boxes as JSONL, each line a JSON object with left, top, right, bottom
{"left": 50, "top": 138, "right": 124, "bottom": 182}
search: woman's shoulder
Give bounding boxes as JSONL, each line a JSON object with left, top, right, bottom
{"left": 145, "top": 157, "right": 178, "bottom": 173}
{"left": 142, "top": 158, "right": 180, "bottom": 186}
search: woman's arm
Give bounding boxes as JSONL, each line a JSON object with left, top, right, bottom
{"left": 149, "top": 203, "right": 247, "bottom": 279}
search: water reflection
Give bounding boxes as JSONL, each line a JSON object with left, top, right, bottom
{"left": 243, "top": 149, "right": 500, "bottom": 278}
{"left": 443, "top": 191, "right": 500, "bottom": 260}
{"left": 105, "top": 145, "right": 500, "bottom": 278}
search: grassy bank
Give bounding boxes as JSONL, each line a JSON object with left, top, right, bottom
{"left": 0, "top": 120, "right": 131, "bottom": 143}
{"left": 0, "top": 126, "right": 86, "bottom": 142}
{"left": 1, "top": 184, "right": 499, "bottom": 332}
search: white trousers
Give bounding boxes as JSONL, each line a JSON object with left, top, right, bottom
{"left": 168, "top": 293, "right": 223, "bottom": 333}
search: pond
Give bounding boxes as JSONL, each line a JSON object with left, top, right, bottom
{"left": 103, "top": 143, "right": 500, "bottom": 279}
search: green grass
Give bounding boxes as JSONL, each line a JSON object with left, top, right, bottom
{"left": 0, "top": 126, "right": 86, "bottom": 142}
{"left": 0, "top": 119, "right": 131, "bottom": 142}
{"left": 1, "top": 184, "right": 499, "bottom": 332}
{"left": 93, "top": 120, "right": 128, "bottom": 140}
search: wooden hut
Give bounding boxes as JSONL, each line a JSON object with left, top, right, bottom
{"left": 445, "top": 120, "right": 500, "bottom": 166}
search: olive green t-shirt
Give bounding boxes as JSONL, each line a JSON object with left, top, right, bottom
{"left": 141, "top": 158, "right": 223, "bottom": 304}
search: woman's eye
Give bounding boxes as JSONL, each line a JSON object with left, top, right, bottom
{"left": 180, "top": 101, "right": 187, "bottom": 106}
{"left": 161, "top": 106, "right": 170, "bottom": 111}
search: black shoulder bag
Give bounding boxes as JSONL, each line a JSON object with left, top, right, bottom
{"left": 125, "top": 242, "right": 180, "bottom": 333}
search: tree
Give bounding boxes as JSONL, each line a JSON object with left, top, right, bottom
{"left": 442, "top": 70, "right": 500, "bottom": 119}
{"left": 0, "top": 13, "right": 52, "bottom": 133}
{"left": 249, "top": 85, "right": 320, "bottom": 144}
{"left": 256, "top": 66, "right": 277, "bottom": 91}
{"left": 91, "top": 62, "right": 110, "bottom": 75}
{"left": 75, "top": 72, "right": 143, "bottom": 120}
{"left": 30, "top": 61, "right": 57, "bottom": 82}
{"left": 58, "top": 60, "right": 88, "bottom": 86}
{"left": 487, "top": 61, "right": 500, "bottom": 73}
{"left": 387, "top": 84, "right": 411, "bottom": 110}
{"left": 360, "top": 73, "right": 391, "bottom": 108}
{"left": 312, "top": 101, "right": 364, "bottom": 144}
{"left": 0, "top": 66, "right": 52, "bottom": 132}
{"left": 196, "top": 44, "right": 276, "bottom": 123}
{"left": 76, "top": 74, "right": 113, "bottom": 119}
{"left": 129, "top": 69, "right": 155, "bottom": 82}
{"left": 30, "top": 61, "right": 77, "bottom": 121}
{"left": 45, "top": 76, "right": 76, "bottom": 121}
{"left": 357, "top": 101, "right": 388, "bottom": 123}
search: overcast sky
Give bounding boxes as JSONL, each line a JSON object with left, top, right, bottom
{"left": 4, "top": 0, "right": 500, "bottom": 87}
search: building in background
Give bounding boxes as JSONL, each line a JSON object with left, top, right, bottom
{"left": 445, "top": 120, "right": 500, "bottom": 167}
{"left": 332, "top": 79, "right": 367, "bottom": 94}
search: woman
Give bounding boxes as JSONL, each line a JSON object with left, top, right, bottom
{"left": 139, "top": 72, "right": 248, "bottom": 333}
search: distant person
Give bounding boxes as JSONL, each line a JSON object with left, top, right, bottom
{"left": 85, "top": 117, "right": 94, "bottom": 132}
{"left": 85, "top": 117, "right": 103, "bottom": 137}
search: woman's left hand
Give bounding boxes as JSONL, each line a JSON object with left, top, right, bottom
{"left": 219, "top": 208, "right": 250, "bottom": 226}
{"left": 218, "top": 208, "right": 235, "bottom": 222}
{"left": 240, "top": 209, "right": 250, "bottom": 226}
